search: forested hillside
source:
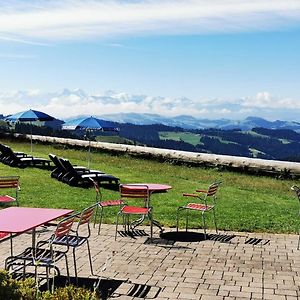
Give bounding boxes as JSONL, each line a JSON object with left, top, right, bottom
{"left": 5, "top": 121, "right": 300, "bottom": 162}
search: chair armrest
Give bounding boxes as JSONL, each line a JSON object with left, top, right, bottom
{"left": 183, "top": 193, "right": 199, "bottom": 198}
{"left": 195, "top": 189, "right": 208, "bottom": 193}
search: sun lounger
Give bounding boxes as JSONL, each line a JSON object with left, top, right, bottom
{"left": 58, "top": 157, "right": 119, "bottom": 187}
{"left": 1, "top": 145, "right": 51, "bottom": 168}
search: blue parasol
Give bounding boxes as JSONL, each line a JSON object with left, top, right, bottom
{"left": 63, "top": 116, "right": 118, "bottom": 167}
{"left": 6, "top": 109, "right": 54, "bottom": 152}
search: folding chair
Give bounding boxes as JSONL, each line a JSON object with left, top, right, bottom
{"left": 176, "top": 182, "right": 221, "bottom": 239}
{"left": 90, "top": 178, "right": 124, "bottom": 234}
{"left": 5, "top": 214, "right": 75, "bottom": 288}
{"left": 0, "top": 176, "right": 20, "bottom": 206}
{"left": 115, "top": 185, "right": 153, "bottom": 241}
{"left": 291, "top": 185, "right": 300, "bottom": 249}
{"left": 51, "top": 204, "right": 97, "bottom": 280}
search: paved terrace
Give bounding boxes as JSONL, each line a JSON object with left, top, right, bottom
{"left": 1, "top": 225, "right": 300, "bottom": 300}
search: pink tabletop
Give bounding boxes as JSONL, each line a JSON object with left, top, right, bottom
{"left": 0, "top": 207, "right": 73, "bottom": 233}
{"left": 122, "top": 183, "right": 172, "bottom": 192}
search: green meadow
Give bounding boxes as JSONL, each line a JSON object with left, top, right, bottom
{"left": 1, "top": 138, "right": 299, "bottom": 234}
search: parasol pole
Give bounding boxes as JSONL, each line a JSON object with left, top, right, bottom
{"left": 30, "top": 121, "right": 33, "bottom": 153}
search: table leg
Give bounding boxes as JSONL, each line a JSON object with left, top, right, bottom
{"left": 10, "top": 233, "right": 13, "bottom": 256}
{"left": 32, "top": 228, "right": 36, "bottom": 248}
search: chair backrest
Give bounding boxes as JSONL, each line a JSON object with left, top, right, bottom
{"left": 0, "top": 176, "right": 20, "bottom": 204}
{"left": 120, "top": 185, "right": 150, "bottom": 208}
{"left": 198, "top": 182, "right": 220, "bottom": 205}
{"left": 0, "top": 176, "right": 20, "bottom": 190}
{"left": 53, "top": 215, "right": 75, "bottom": 241}
{"left": 90, "top": 178, "right": 102, "bottom": 202}
{"left": 75, "top": 204, "right": 97, "bottom": 238}
{"left": 206, "top": 182, "right": 220, "bottom": 197}
{"left": 291, "top": 186, "right": 300, "bottom": 202}
{"left": 291, "top": 186, "right": 300, "bottom": 215}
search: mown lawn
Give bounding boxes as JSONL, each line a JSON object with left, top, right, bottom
{"left": 1, "top": 138, "right": 299, "bottom": 234}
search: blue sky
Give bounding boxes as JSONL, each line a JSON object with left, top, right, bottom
{"left": 0, "top": 0, "right": 300, "bottom": 121}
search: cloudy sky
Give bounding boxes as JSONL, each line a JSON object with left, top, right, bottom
{"left": 0, "top": 0, "right": 300, "bottom": 121}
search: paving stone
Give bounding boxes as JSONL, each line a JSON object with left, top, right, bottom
{"left": 1, "top": 225, "right": 300, "bottom": 299}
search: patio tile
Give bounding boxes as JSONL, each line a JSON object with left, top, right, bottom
{"left": 1, "top": 225, "right": 300, "bottom": 299}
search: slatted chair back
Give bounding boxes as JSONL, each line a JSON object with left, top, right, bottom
{"left": 196, "top": 182, "right": 220, "bottom": 206}
{"left": 75, "top": 204, "right": 97, "bottom": 238}
{"left": 0, "top": 176, "right": 20, "bottom": 206}
{"left": 120, "top": 185, "right": 150, "bottom": 208}
{"left": 90, "top": 178, "right": 102, "bottom": 202}
{"left": 53, "top": 215, "right": 75, "bottom": 241}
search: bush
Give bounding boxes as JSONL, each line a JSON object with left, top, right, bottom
{"left": 0, "top": 270, "right": 100, "bottom": 300}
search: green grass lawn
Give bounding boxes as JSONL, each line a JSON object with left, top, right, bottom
{"left": 1, "top": 138, "right": 300, "bottom": 234}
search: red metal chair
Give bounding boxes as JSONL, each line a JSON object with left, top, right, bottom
{"left": 5, "top": 214, "right": 75, "bottom": 288}
{"left": 0, "top": 176, "right": 20, "bottom": 206}
{"left": 50, "top": 204, "right": 97, "bottom": 280}
{"left": 176, "top": 182, "right": 221, "bottom": 239}
{"left": 90, "top": 178, "right": 124, "bottom": 234}
{"left": 291, "top": 185, "right": 300, "bottom": 249}
{"left": 115, "top": 185, "right": 153, "bottom": 241}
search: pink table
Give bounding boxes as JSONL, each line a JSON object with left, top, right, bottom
{"left": 121, "top": 183, "right": 172, "bottom": 231}
{"left": 0, "top": 207, "right": 73, "bottom": 255}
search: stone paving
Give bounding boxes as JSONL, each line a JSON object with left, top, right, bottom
{"left": 1, "top": 224, "right": 300, "bottom": 299}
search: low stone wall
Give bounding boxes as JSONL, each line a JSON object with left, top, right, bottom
{"left": 18, "top": 133, "right": 300, "bottom": 178}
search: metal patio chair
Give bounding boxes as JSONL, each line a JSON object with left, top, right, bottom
{"left": 291, "top": 185, "right": 300, "bottom": 249}
{"left": 5, "top": 214, "right": 75, "bottom": 288}
{"left": 115, "top": 185, "right": 153, "bottom": 241}
{"left": 90, "top": 178, "right": 124, "bottom": 234}
{"left": 51, "top": 204, "right": 97, "bottom": 280}
{"left": 0, "top": 176, "right": 20, "bottom": 206}
{"left": 176, "top": 182, "right": 221, "bottom": 239}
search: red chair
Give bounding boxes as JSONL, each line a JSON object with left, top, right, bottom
{"left": 0, "top": 176, "right": 20, "bottom": 206}
{"left": 5, "top": 214, "right": 76, "bottom": 288}
{"left": 291, "top": 185, "right": 300, "bottom": 249}
{"left": 115, "top": 185, "right": 153, "bottom": 241}
{"left": 176, "top": 182, "right": 221, "bottom": 239}
{"left": 90, "top": 179, "right": 124, "bottom": 234}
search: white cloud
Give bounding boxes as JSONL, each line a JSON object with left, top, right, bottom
{"left": 0, "top": 89, "right": 299, "bottom": 121}
{"left": 0, "top": 1, "right": 299, "bottom": 42}
{"left": 242, "top": 92, "right": 300, "bottom": 109}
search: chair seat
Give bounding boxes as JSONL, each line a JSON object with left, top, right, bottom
{"left": 100, "top": 199, "right": 124, "bottom": 207}
{"left": 7, "top": 247, "right": 66, "bottom": 266}
{"left": 121, "top": 206, "right": 150, "bottom": 215}
{"left": 184, "top": 203, "right": 214, "bottom": 211}
{"left": 0, "top": 195, "right": 15, "bottom": 203}
{"left": 53, "top": 235, "right": 87, "bottom": 247}
{"left": 0, "top": 232, "right": 9, "bottom": 239}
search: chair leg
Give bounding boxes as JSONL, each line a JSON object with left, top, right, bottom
{"left": 149, "top": 212, "right": 153, "bottom": 242}
{"left": 176, "top": 207, "right": 180, "bottom": 232}
{"left": 298, "top": 230, "right": 300, "bottom": 250}
{"left": 115, "top": 212, "right": 120, "bottom": 240}
{"left": 202, "top": 212, "right": 207, "bottom": 240}
{"left": 86, "top": 240, "right": 94, "bottom": 275}
{"left": 212, "top": 208, "right": 218, "bottom": 234}
{"left": 98, "top": 206, "right": 104, "bottom": 235}
{"left": 93, "top": 205, "right": 99, "bottom": 228}
{"left": 72, "top": 249, "right": 78, "bottom": 282}
{"left": 186, "top": 209, "right": 189, "bottom": 232}
{"left": 65, "top": 254, "right": 70, "bottom": 283}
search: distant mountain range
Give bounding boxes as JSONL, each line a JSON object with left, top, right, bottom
{"left": 97, "top": 113, "right": 300, "bottom": 132}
